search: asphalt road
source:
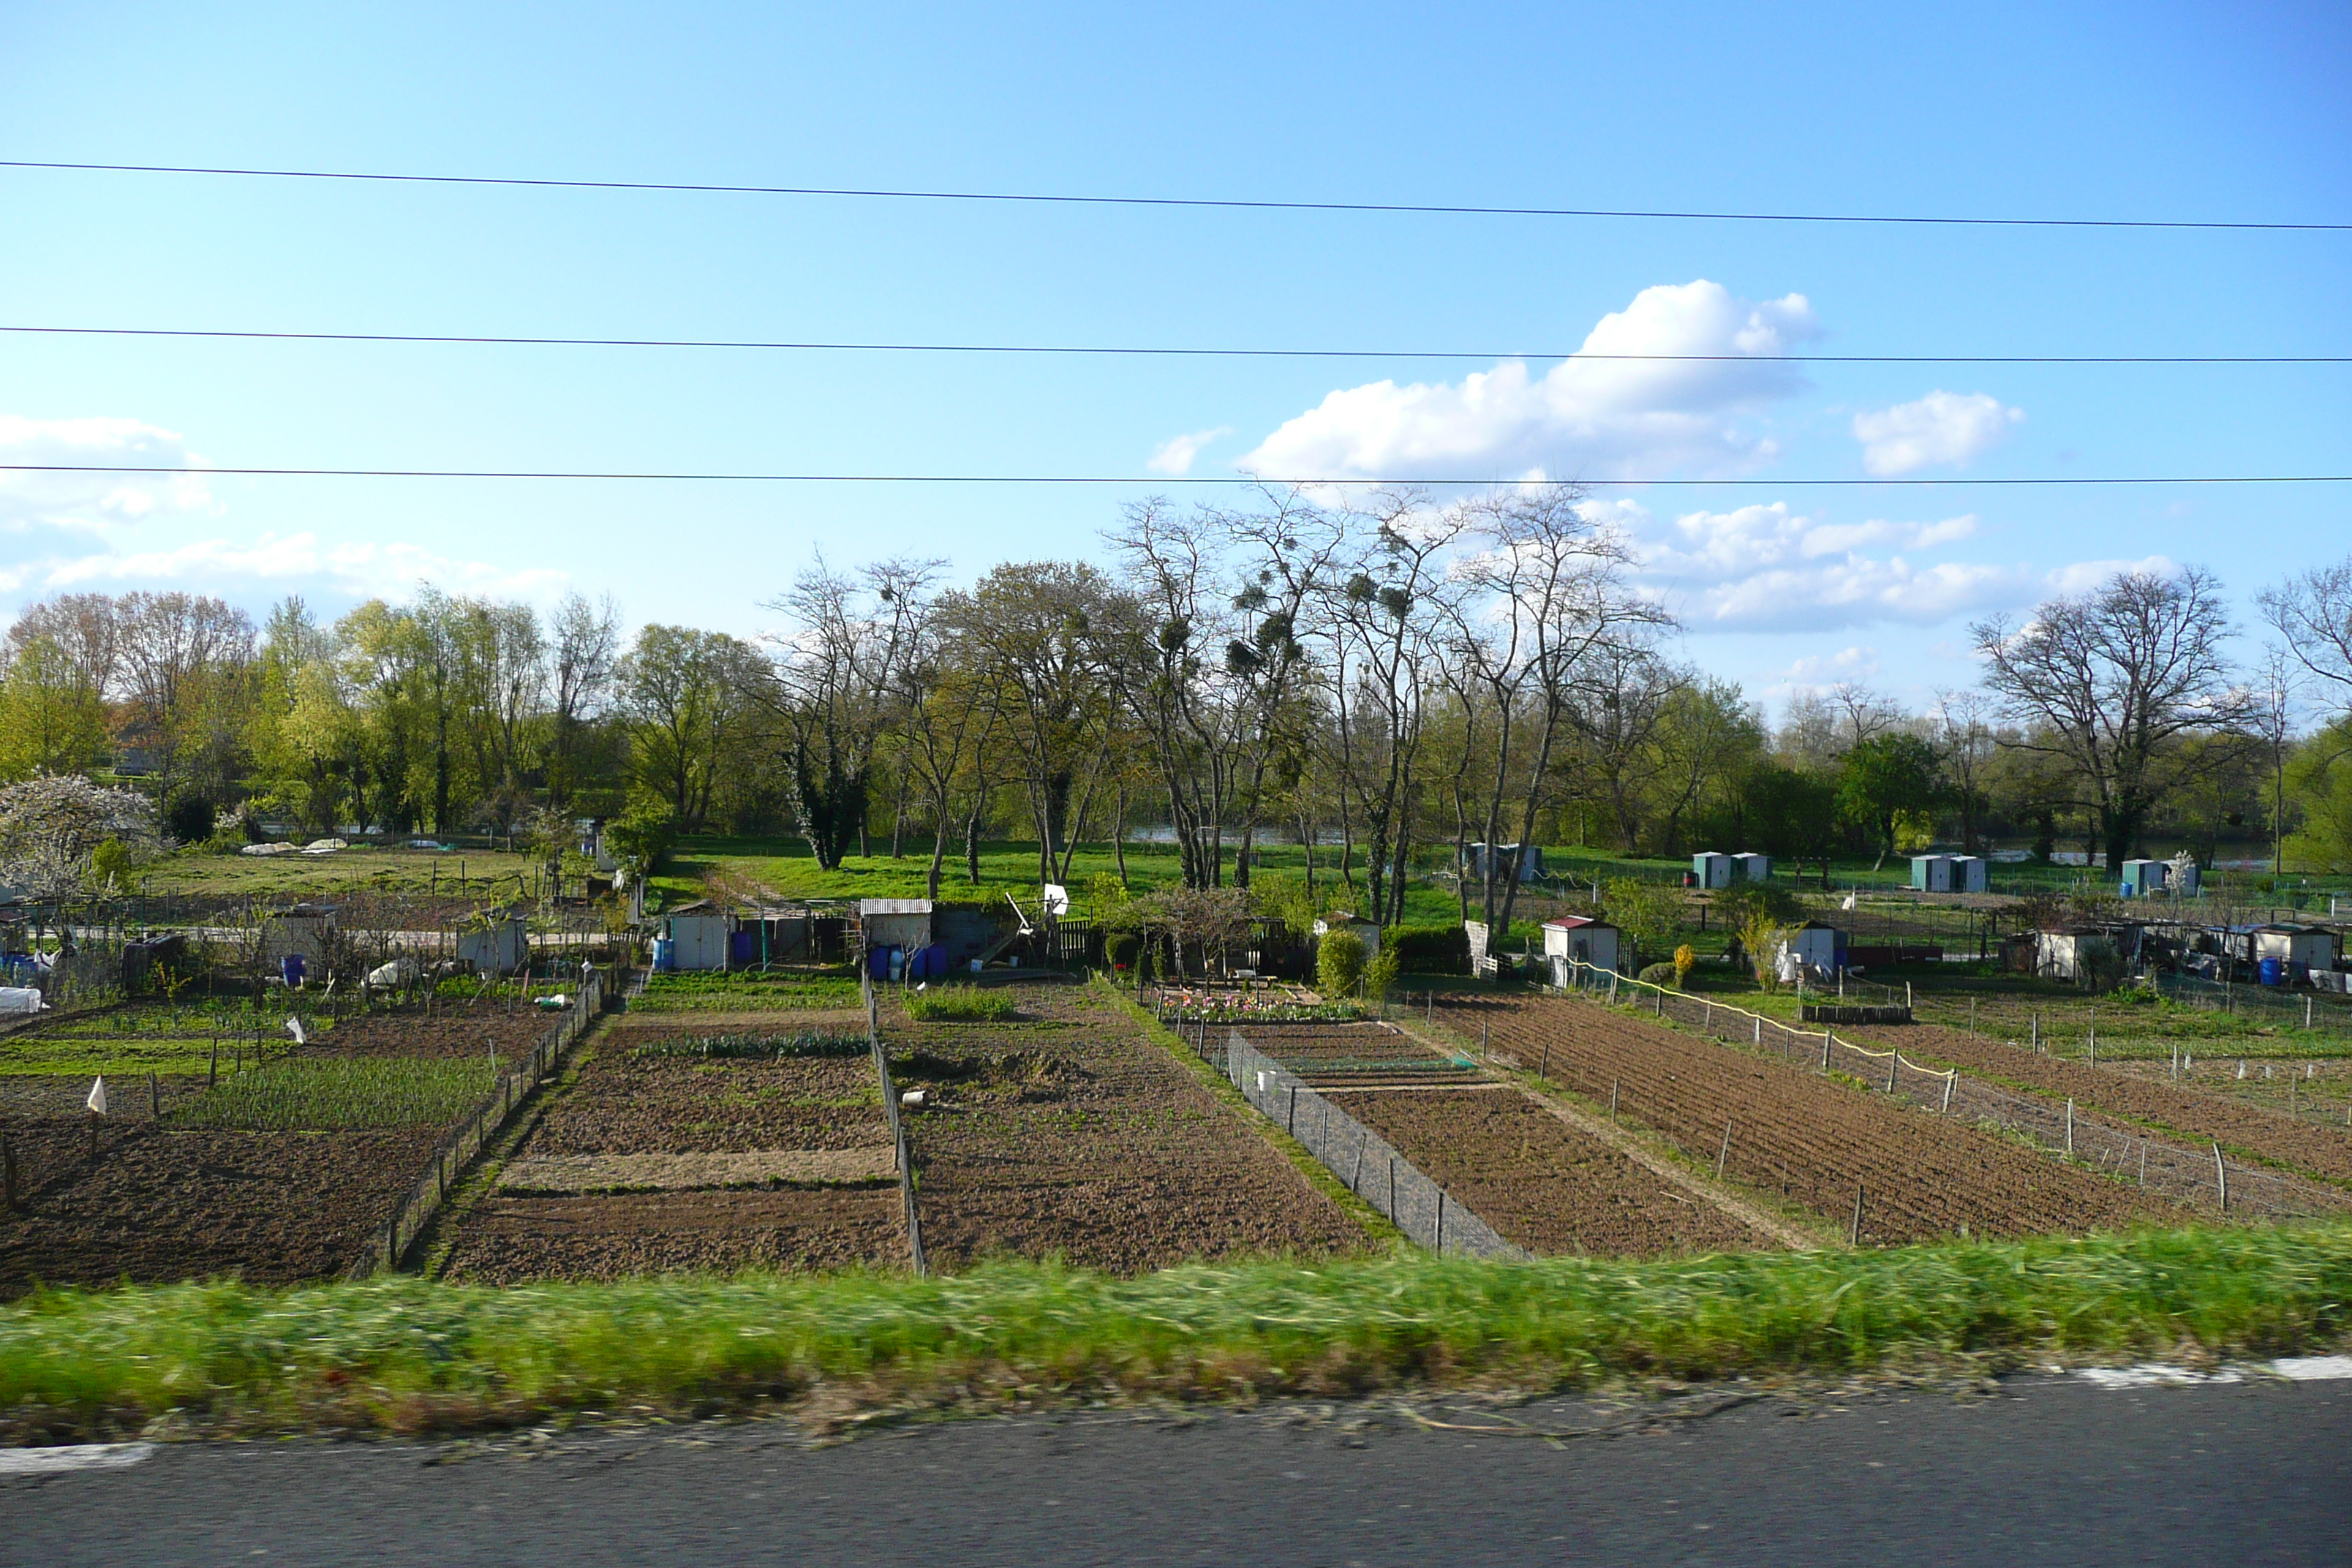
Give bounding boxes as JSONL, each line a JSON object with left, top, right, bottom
{"left": 5, "top": 1375, "right": 2348, "bottom": 1567}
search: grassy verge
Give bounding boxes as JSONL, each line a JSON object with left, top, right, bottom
{"left": 4, "top": 1223, "right": 2349, "bottom": 1444}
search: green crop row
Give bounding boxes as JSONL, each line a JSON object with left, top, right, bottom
{"left": 630, "top": 1032, "right": 870, "bottom": 1060}
{"left": 166, "top": 1059, "right": 495, "bottom": 1131}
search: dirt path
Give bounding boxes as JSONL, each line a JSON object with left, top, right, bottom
{"left": 1387, "top": 1017, "right": 1820, "bottom": 1251}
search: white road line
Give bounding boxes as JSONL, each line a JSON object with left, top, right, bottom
{"left": 2272, "top": 1355, "right": 2352, "bottom": 1381}
{"left": 0, "top": 1442, "right": 156, "bottom": 1476}
{"left": 2076, "top": 1365, "right": 2244, "bottom": 1389}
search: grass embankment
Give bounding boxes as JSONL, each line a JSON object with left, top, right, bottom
{"left": 139, "top": 845, "right": 540, "bottom": 899}
{"left": 4, "top": 1224, "right": 2349, "bottom": 1443}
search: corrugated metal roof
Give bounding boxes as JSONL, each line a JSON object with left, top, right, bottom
{"left": 860, "top": 898, "right": 933, "bottom": 916}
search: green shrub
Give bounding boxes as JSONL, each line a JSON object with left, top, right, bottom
{"left": 1387, "top": 922, "right": 1470, "bottom": 975}
{"left": 1317, "top": 927, "right": 1366, "bottom": 997}
{"left": 903, "top": 987, "right": 1016, "bottom": 1023}
{"left": 1105, "top": 932, "right": 1142, "bottom": 971}
{"left": 1637, "top": 961, "right": 1679, "bottom": 989}
{"left": 1362, "top": 946, "right": 1400, "bottom": 1000}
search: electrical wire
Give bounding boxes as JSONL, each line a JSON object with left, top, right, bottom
{"left": 4, "top": 159, "right": 2346, "bottom": 233}
{"left": 5, "top": 464, "right": 2347, "bottom": 487}
{"left": 3, "top": 323, "right": 2341, "bottom": 364}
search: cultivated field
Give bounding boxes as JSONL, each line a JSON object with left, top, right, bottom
{"left": 438, "top": 1020, "right": 905, "bottom": 1284}
{"left": 1841, "top": 1021, "right": 2352, "bottom": 1187}
{"left": 1439, "top": 995, "right": 2179, "bottom": 1243}
{"left": 0, "top": 998, "right": 541, "bottom": 1296}
{"left": 1320, "top": 1082, "right": 1767, "bottom": 1257}
{"left": 894, "top": 982, "right": 1368, "bottom": 1272}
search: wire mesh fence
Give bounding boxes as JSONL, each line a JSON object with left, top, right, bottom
{"left": 2150, "top": 970, "right": 2352, "bottom": 1035}
{"left": 1204, "top": 1029, "right": 1526, "bottom": 1259}
{"left": 1546, "top": 959, "right": 2350, "bottom": 1223}
{"left": 863, "top": 972, "right": 926, "bottom": 1275}
{"left": 353, "top": 968, "right": 607, "bottom": 1278}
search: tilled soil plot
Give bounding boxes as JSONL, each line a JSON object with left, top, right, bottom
{"left": 1842, "top": 1022, "right": 2352, "bottom": 1186}
{"left": 298, "top": 1009, "right": 565, "bottom": 1061}
{"left": 520, "top": 1048, "right": 889, "bottom": 1155}
{"left": 1238, "top": 1022, "right": 1476, "bottom": 1088}
{"left": 0, "top": 1123, "right": 440, "bottom": 1295}
{"left": 440, "top": 1188, "right": 905, "bottom": 1283}
{"left": 1444, "top": 996, "right": 2176, "bottom": 1243}
{"left": 1322, "top": 1086, "right": 1765, "bottom": 1258}
{"left": 896, "top": 984, "right": 1368, "bottom": 1273}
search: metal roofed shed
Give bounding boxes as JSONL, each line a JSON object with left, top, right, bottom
{"left": 456, "top": 912, "right": 531, "bottom": 976}
{"left": 2250, "top": 925, "right": 2339, "bottom": 984}
{"left": 1463, "top": 842, "right": 1545, "bottom": 884}
{"left": 259, "top": 905, "right": 339, "bottom": 967}
{"left": 657, "top": 902, "right": 731, "bottom": 972}
{"left": 1785, "top": 921, "right": 1848, "bottom": 974}
{"left": 1731, "top": 852, "right": 1772, "bottom": 882}
{"left": 1948, "top": 854, "right": 1988, "bottom": 894}
{"left": 1910, "top": 853, "right": 1953, "bottom": 893}
{"left": 2119, "top": 859, "right": 2169, "bottom": 897}
{"left": 1692, "top": 852, "right": 1733, "bottom": 890}
{"left": 1542, "top": 916, "right": 1623, "bottom": 976}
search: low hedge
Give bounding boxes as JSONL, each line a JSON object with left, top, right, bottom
{"left": 1387, "top": 922, "right": 1471, "bottom": 975}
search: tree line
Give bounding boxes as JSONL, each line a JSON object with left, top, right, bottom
{"left": 2, "top": 484, "right": 2348, "bottom": 921}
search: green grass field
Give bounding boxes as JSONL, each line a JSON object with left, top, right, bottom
{"left": 630, "top": 971, "right": 865, "bottom": 1013}
{"left": 4, "top": 1224, "right": 2348, "bottom": 1443}
{"left": 135, "top": 845, "right": 543, "bottom": 900}
{"left": 0, "top": 1007, "right": 336, "bottom": 1078}
{"left": 167, "top": 1058, "right": 495, "bottom": 1130}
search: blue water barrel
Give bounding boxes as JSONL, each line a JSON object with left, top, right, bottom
{"left": 729, "top": 930, "right": 755, "bottom": 966}
{"left": 651, "top": 937, "right": 675, "bottom": 972}
{"left": 2259, "top": 956, "right": 2285, "bottom": 987}
{"left": 282, "top": 954, "right": 306, "bottom": 987}
{"left": 868, "top": 944, "right": 897, "bottom": 981}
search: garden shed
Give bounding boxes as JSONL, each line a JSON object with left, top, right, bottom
{"left": 456, "top": 912, "right": 530, "bottom": 976}
{"left": 1692, "top": 852, "right": 1733, "bottom": 889}
{"left": 2250, "top": 924, "right": 2339, "bottom": 980}
{"left": 1463, "top": 842, "right": 1544, "bottom": 883}
{"left": 1910, "top": 853, "right": 1953, "bottom": 893}
{"left": 659, "top": 902, "right": 731, "bottom": 972}
{"left": 259, "top": 904, "right": 339, "bottom": 968}
{"left": 1786, "top": 921, "right": 1848, "bottom": 974}
{"left": 1316, "top": 915, "right": 1382, "bottom": 956}
{"left": 2120, "top": 859, "right": 2169, "bottom": 897}
{"left": 1542, "top": 916, "right": 1622, "bottom": 976}
{"left": 1948, "top": 854, "right": 1988, "bottom": 894}
{"left": 1731, "top": 852, "right": 1772, "bottom": 882}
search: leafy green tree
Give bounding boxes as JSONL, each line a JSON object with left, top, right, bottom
{"left": 1601, "top": 877, "right": 1684, "bottom": 970}
{"left": 0, "top": 636, "right": 107, "bottom": 780}
{"left": 1836, "top": 733, "right": 1945, "bottom": 864}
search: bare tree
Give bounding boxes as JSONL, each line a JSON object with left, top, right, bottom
{"left": 1972, "top": 567, "right": 2249, "bottom": 872}
{"left": 549, "top": 592, "right": 620, "bottom": 807}
{"left": 2258, "top": 556, "right": 2352, "bottom": 715}
{"left": 2252, "top": 646, "right": 2301, "bottom": 875}
{"left": 1934, "top": 690, "right": 1997, "bottom": 853}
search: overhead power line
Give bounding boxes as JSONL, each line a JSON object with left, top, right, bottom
{"left": 5, "top": 159, "right": 2347, "bottom": 233}
{"left": 4, "top": 323, "right": 2342, "bottom": 365}
{"left": 6, "top": 464, "right": 2348, "bottom": 488}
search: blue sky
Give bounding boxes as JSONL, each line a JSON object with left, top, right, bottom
{"left": 1, "top": 0, "right": 2346, "bottom": 715}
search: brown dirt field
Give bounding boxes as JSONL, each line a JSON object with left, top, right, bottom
{"left": 0, "top": 1123, "right": 440, "bottom": 1296}
{"left": 1237, "top": 1022, "right": 1477, "bottom": 1088}
{"left": 1842, "top": 1021, "right": 2352, "bottom": 1186}
{"left": 519, "top": 1052, "right": 887, "bottom": 1156}
{"left": 437, "top": 1187, "right": 908, "bottom": 1282}
{"left": 298, "top": 1009, "right": 566, "bottom": 1060}
{"left": 1322, "top": 1086, "right": 1767, "bottom": 1257}
{"left": 1443, "top": 995, "right": 2177, "bottom": 1243}
{"left": 897, "top": 984, "right": 1369, "bottom": 1273}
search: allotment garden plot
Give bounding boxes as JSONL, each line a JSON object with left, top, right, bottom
{"left": 893, "top": 982, "right": 1367, "bottom": 1273}
{"left": 0, "top": 999, "right": 538, "bottom": 1296}
{"left": 439, "top": 1013, "right": 905, "bottom": 1283}
{"left": 1439, "top": 995, "right": 2179, "bottom": 1245}
{"left": 1239, "top": 1021, "right": 1771, "bottom": 1259}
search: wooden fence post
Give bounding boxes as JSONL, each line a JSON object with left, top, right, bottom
{"left": 1849, "top": 1185, "right": 1865, "bottom": 1247}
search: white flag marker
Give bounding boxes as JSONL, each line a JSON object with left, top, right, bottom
{"left": 86, "top": 1076, "right": 108, "bottom": 1116}
{"left": 286, "top": 1017, "right": 308, "bottom": 1046}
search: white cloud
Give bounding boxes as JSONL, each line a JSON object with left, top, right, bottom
{"left": 1609, "top": 500, "right": 2024, "bottom": 630}
{"left": 1783, "top": 646, "right": 1882, "bottom": 685}
{"left": 1852, "top": 391, "right": 2022, "bottom": 476}
{"left": 1146, "top": 426, "right": 1232, "bottom": 476}
{"left": 23, "top": 532, "right": 568, "bottom": 603}
{"left": 1238, "top": 280, "right": 1820, "bottom": 480}
{"left": 0, "top": 415, "right": 214, "bottom": 534}
{"left": 2042, "top": 554, "right": 2179, "bottom": 595}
